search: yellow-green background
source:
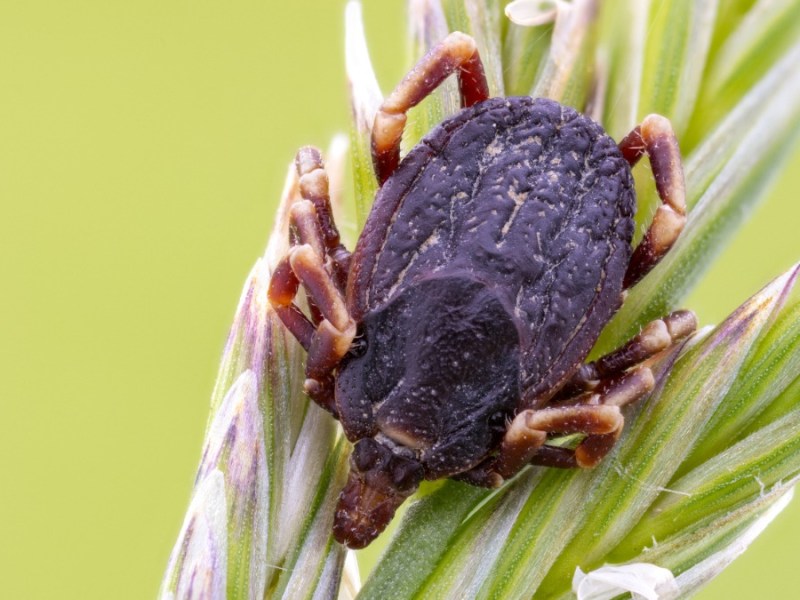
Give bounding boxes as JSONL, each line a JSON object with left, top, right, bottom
{"left": 1, "top": 1, "right": 798, "bottom": 598}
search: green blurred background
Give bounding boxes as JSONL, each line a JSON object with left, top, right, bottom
{"left": 1, "top": 1, "right": 798, "bottom": 598}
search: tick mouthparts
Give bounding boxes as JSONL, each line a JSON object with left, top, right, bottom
{"left": 332, "top": 469, "right": 416, "bottom": 549}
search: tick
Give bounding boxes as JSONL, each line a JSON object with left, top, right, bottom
{"left": 268, "top": 32, "right": 697, "bottom": 548}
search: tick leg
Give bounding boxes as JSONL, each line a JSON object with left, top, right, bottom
{"left": 268, "top": 149, "right": 357, "bottom": 416}
{"left": 502, "top": 405, "right": 624, "bottom": 475}
{"left": 267, "top": 256, "right": 315, "bottom": 351}
{"left": 268, "top": 258, "right": 343, "bottom": 415}
{"left": 529, "top": 367, "right": 659, "bottom": 469}
{"left": 288, "top": 245, "right": 357, "bottom": 377}
{"left": 618, "top": 115, "right": 687, "bottom": 289}
{"left": 267, "top": 261, "right": 339, "bottom": 415}
{"left": 268, "top": 245, "right": 355, "bottom": 415}
{"left": 372, "top": 32, "right": 490, "bottom": 184}
{"left": 288, "top": 200, "right": 331, "bottom": 326}
{"left": 456, "top": 404, "right": 626, "bottom": 487}
{"left": 295, "top": 146, "right": 351, "bottom": 290}
{"left": 557, "top": 309, "right": 697, "bottom": 398}
{"left": 272, "top": 195, "right": 337, "bottom": 330}
{"left": 304, "top": 373, "right": 338, "bottom": 418}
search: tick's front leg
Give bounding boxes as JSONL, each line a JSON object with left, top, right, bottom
{"left": 268, "top": 147, "right": 356, "bottom": 415}
{"left": 268, "top": 243, "right": 355, "bottom": 416}
{"left": 294, "top": 146, "right": 351, "bottom": 290}
{"left": 286, "top": 245, "right": 356, "bottom": 374}
{"left": 456, "top": 402, "right": 627, "bottom": 488}
{"left": 619, "top": 115, "right": 687, "bottom": 288}
{"left": 372, "top": 32, "right": 490, "bottom": 184}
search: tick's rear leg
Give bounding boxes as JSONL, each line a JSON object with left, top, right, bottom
{"left": 619, "top": 115, "right": 687, "bottom": 288}
{"left": 372, "top": 32, "right": 490, "bottom": 184}
{"left": 557, "top": 309, "right": 697, "bottom": 399}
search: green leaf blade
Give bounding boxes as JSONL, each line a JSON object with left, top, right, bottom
{"left": 358, "top": 482, "right": 488, "bottom": 600}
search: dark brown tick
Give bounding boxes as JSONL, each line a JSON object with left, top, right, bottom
{"left": 268, "top": 32, "right": 697, "bottom": 548}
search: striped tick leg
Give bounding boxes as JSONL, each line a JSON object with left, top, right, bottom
{"left": 556, "top": 309, "right": 698, "bottom": 399}
{"left": 372, "top": 31, "right": 490, "bottom": 184}
{"left": 618, "top": 115, "right": 687, "bottom": 289}
{"left": 456, "top": 310, "right": 697, "bottom": 488}
{"left": 294, "top": 146, "right": 351, "bottom": 291}
{"left": 456, "top": 403, "right": 627, "bottom": 488}
{"left": 268, "top": 147, "right": 356, "bottom": 416}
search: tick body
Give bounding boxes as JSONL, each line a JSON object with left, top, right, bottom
{"left": 269, "top": 32, "right": 696, "bottom": 548}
